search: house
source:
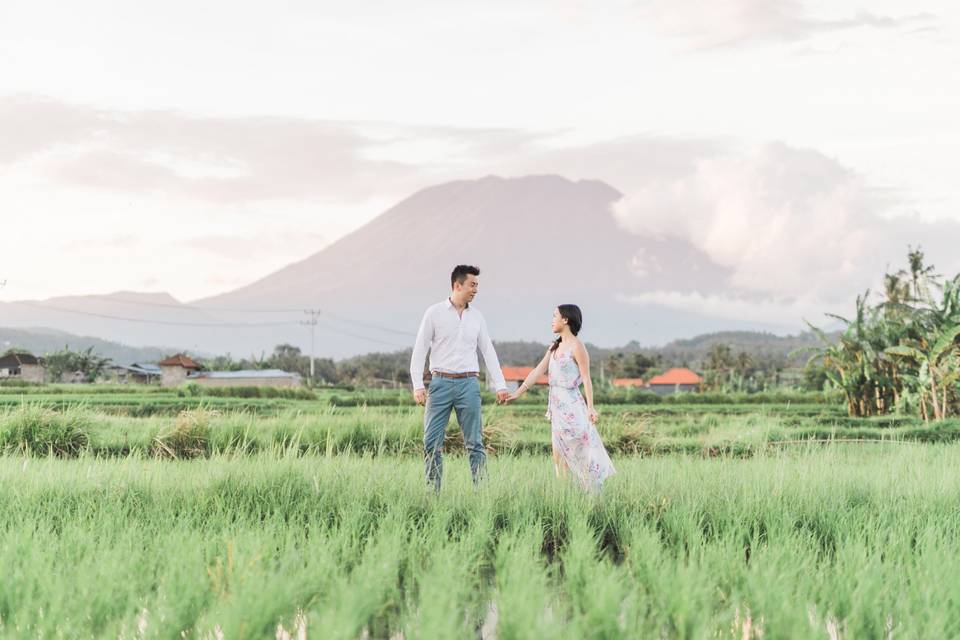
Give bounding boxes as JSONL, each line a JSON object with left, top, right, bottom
{"left": 188, "top": 369, "right": 302, "bottom": 388}
{"left": 0, "top": 352, "right": 45, "bottom": 383}
{"left": 108, "top": 362, "right": 162, "bottom": 384}
{"left": 159, "top": 353, "right": 301, "bottom": 388}
{"left": 646, "top": 367, "right": 703, "bottom": 395}
{"left": 495, "top": 366, "right": 549, "bottom": 392}
{"left": 612, "top": 378, "right": 645, "bottom": 388}
{"left": 158, "top": 353, "right": 200, "bottom": 387}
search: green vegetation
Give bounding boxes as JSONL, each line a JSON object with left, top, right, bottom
{"left": 0, "top": 403, "right": 91, "bottom": 456}
{"left": 3, "top": 448, "right": 960, "bottom": 637}
{"left": 2, "top": 378, "right": 960, "bottom": 637}
{"left": 807, "top": 248, "right": 960, "bottom": 420}
{"left": 0, "top": 392, "right": 954, "bottom": 461}
{"left": 41, "top": 345, "right": 113, "bottom": 383}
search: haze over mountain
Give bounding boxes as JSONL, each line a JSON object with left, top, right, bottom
{"left": 0, "top": 175, "right": 840, "bottom": 357}
{"left": 0, "top": 328, "right": 174, "bottom": 365}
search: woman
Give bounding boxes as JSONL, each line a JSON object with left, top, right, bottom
{"left": 506, "top": 305, "right": 616, "bottom": 492}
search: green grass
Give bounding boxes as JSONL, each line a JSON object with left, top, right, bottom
{"left": 0, "top": 400, "right": 953, "bottom": 460}
{"left": 0, "top": 403, "right": 91, "bottom": 456}
{"left": 3, "top": 447, "right": 960, "bottom": 637}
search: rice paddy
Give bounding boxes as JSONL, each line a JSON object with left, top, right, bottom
{"left": 1, "top": 390, "right": 958, "bottom": 638}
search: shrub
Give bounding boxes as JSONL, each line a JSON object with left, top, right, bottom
{"left": 177, "top": 382, "right": 203, "bottom": 398}
{"left": 151, "top": 408, "right": 217, "bottom": 459}
{"left": 0, "top": 404, "right": 91, "bottom": 456}
{"left": 444, "top": 418, "right": 519, "bottom": 454}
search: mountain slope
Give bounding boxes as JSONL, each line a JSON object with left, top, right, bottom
{"left": 1, "top": 175, "right": 782, "bottom": 357}
{"left": 193, "top": 174, "right": 738, "bottom": 353}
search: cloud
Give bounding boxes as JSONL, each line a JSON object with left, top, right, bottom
{"left": 617, "top": 290, "right": 827, "bottom": 326}
{"left": 0, "top": 95, "right": 539, "bottom": 203}
{"left": 610, "top": 141, "right": 960, "bottom": 324}
{"left": 7, "top": 95, "right": 959, "bottom": 327}
{"left": 636, "top": 0, "right": 935, "bottom": 48}
{"left": 0, "top": 97, "right": 101, "bottom": 163}
{"left": 519, "top": 133, "right": 730, "bottom": 188}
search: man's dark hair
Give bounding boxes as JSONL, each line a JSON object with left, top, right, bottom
{"left": 451, "top": 265, "right": 480, "bottom": 288}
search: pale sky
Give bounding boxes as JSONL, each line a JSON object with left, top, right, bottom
{"left": 2, "top": 0, "right": 959, "bottom": 323}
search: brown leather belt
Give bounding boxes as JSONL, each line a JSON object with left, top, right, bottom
{"left": 431, "top": 371, "right": 479, "bottom": 379}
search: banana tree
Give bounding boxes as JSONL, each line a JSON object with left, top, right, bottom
{"left": 886, "top": 324, "right": 960, "bottom": 421}
{"left": 803, "top": 292, "right": 899, "bottom": 417}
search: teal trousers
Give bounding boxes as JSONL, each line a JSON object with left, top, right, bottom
{"left": 423, "top": 375, "right": 485, "bottom": 490}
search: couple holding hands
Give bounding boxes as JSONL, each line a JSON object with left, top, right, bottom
{"left": 410, "top": 265, "right": 615, "bottom": 493}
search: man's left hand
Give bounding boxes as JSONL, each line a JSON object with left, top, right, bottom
{"left": 496, "top": 390, "right": 510, "bottom": 405}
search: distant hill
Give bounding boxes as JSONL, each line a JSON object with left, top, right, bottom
{"left": 651, "top": 330, "right": 838, "bottom": 368}
{"left": 0, "top": 327, "right": 175, "bottom": 365}
{"left": 494, "top": 330, "right": 832, "bottom": 369}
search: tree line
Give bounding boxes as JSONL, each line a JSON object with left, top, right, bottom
{"left": 805, "top": 248, "right": 960, "bottom": 420}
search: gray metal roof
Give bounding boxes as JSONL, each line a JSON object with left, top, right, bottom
{"left": 114, "top": 363, "right": 162, "bottom": 374}
{"left": 188, "top": 369, "right": 300, "bottom": 380}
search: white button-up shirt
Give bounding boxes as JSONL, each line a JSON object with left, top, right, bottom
{"left": 410, "top": 298, "right": 507, "bottom": 391}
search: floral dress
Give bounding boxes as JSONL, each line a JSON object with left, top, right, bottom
{"left": 546, "top": 349, "right": 616, "bottom": 492}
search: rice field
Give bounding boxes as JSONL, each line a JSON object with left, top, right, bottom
{"left": 2, "top": 390, "right": 959, "bottom": 638}
{"left": 3, "top": 445, "right": 960, "bottom": 638}
{"left": 1, "top": 400, "right": 955, "bottom": 461}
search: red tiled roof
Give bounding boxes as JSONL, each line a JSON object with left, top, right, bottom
{"left": 158, "top": 353, "right": 199, "bottom": 369}
{"left": 612, "top": 378, "right": 645, "bottom": 388}
{"left": 501, "top": 366, "right": 548, "bottom": 385}
{"left": 647, "top": 367, "right": 703, "bottom": 386}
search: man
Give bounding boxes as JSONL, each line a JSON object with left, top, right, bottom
{"left": 410, "top": 265, "right": 509, "bottom": 490}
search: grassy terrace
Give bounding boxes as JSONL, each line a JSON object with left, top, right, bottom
{"left": 3, "top": 449, "right": 960, "bottom": 638}
{"left": 0, "top": 400, "right": 954, "bottom": 459}
{"left": 2, "top": 384, "right": 959, "bottom": 637}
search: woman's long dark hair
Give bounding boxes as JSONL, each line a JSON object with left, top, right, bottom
{"left": 550, "top": 304, "right": 583, "bottom": 352}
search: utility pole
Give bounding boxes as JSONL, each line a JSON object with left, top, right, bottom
{"left": 301, "top": 309, "right": 321, "bottom": 381}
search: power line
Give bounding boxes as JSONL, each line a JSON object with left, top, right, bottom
{"left": 86, "top": 294, "right": 303, "bottom": 313}
{"left": 84, "top": 293, "right": 418, "bottom": 337}
{"left": 9, "top": 300, "right": 302, "bottom": 328}
{"left": 9, "top": 300, "right": 409, "bottom": 347}
{"left": 315, "top": 321, "right": 408, "bottom": 348}
{"left": 322, "top": 311, "right": 417, "bottom": 337}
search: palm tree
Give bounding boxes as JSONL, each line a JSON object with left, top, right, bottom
{"left": 905, "top": 246, "right": 940, "bottom": 304}
{"left": 883, "top": 272, "right": 911, "bottom": 306}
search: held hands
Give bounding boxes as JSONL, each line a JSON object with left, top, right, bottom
{"left": 502, "top": 384, "right": 527, "bottom": 404}
{"left": 413, "top": 388, "right": 426, "bottom": 406}
{"left": 496, "top": 390, "right": 510, "bottom": 405}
